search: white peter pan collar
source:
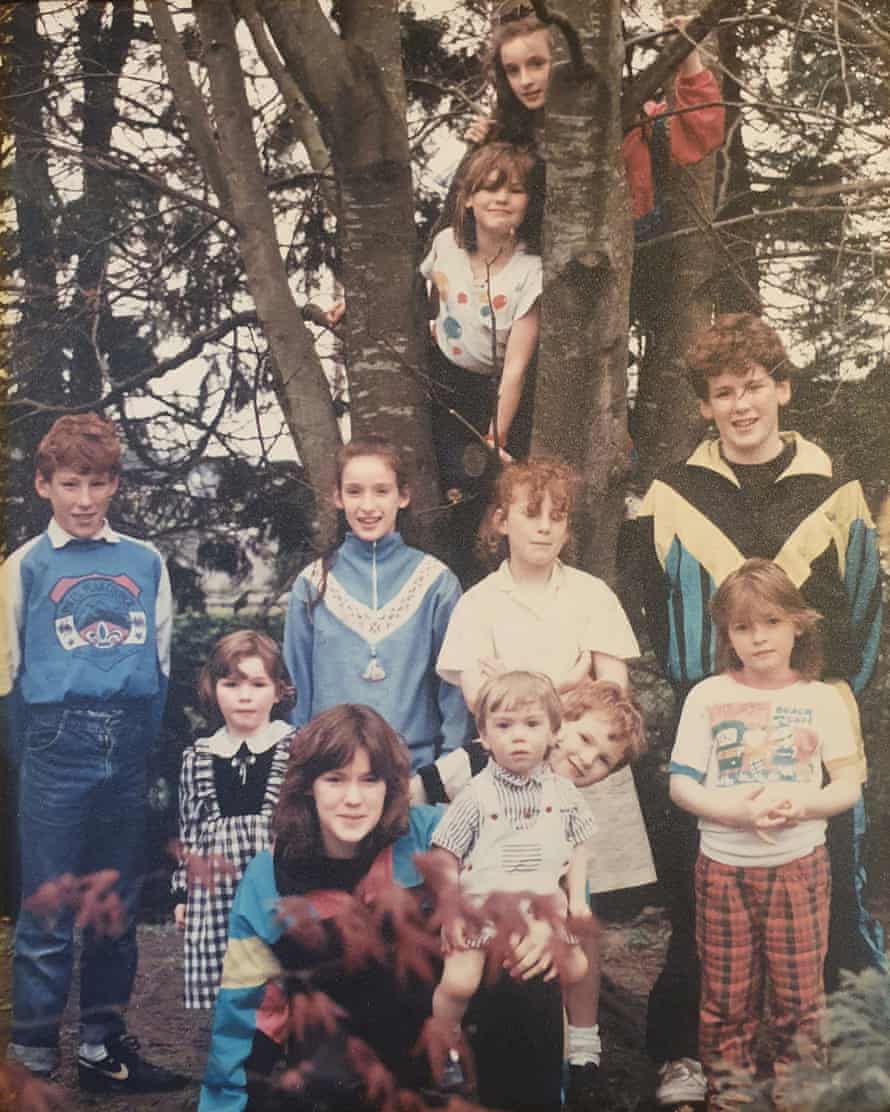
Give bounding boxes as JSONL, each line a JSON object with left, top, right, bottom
{"left": 206, "top": 718, "right": 293, "bottom": 759}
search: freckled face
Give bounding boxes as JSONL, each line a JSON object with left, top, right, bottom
{"left": 500, "top": 30, "right": 552, "bottom": 111}
{"left": 551, "top": 711, "right": 626, "bottom": 787}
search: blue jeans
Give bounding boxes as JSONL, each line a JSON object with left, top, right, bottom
{"left": 10, "top": 704, "right": 147, "bottom": 1069}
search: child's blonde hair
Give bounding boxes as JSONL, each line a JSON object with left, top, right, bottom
{"left": 561, "top": 679, "right": 647, "bottom": 770}
{"left": 198, "top": 630, "right": 294, "bottom": 719}
{"left": 475, "top": 670, "right": 562, "bottom": 737}
{"left": 710, "top": 559, "right": 823, "bottom": 680}
{"left": 477, "top": 456, "right": 578, "bottom": 567}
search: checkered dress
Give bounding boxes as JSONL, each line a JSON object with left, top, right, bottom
{"left": 173, "top": 726, "right": 293, "bottom": 1009}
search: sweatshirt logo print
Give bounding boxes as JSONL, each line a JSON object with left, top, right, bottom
{"left": 49, "top": 573, "right": 148, "bottom": 663}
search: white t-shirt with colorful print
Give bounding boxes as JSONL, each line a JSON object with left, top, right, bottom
{"left": 670, "top": 673, "right": 859, "bottom": 867}
{"left": 420, "top": 228, "right": 542, "bottom": 375}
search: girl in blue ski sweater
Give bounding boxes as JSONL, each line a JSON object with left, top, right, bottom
{"left": 283, "top": 435, "right": 472, "bottom": 770}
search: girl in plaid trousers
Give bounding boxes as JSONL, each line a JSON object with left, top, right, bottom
{"left": 668, "top": 560, "right": 862, "bottom": 1109}
{"left": 172, "top": 631, "right": 296, "bottom": 1009}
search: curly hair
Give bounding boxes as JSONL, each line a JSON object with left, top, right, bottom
{"left": 451, "top": 141, "right": 544, "bottom": 253}
{"left": 685, "top": 313, "right": 792, "bottom": 400}
{"left": 35, "top": 413, "right": 121, "bottom": 479}
{"left": 272, "top": 704, "right": 410, "bottom": 866}
{"left": 197, "top": 629, "right": 294, "bottom": 722}
{"left": 710, "top": 559, "right": 823, "bottom": 680}
{"left": 560, "top": 679, "right": 647, "bottom": 768}
{"left": 476, "top": 456, "right": 579, "bottom": 567}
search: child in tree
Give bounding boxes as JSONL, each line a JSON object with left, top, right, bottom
{"left": 283, "top": 434, "right": 471, "bottom": 770}
{"left": 420, "top": 142, "right": 543, "bottom": 497}
{"left": 430, "top": 671, "right": 595, "bottom": 1095}
{"left": 1, "top": 414, "right": 185, "bottom": 1092}
{"left": 436, "top": 457, "right": 654, "bottom": 1107}
{"left": 172, "top": 630, "right": 295, "bottom": 1009}
{"left": 468, "top": 11, "right": 724, "bottom": 241}
{"left": 669, "top": 559, "right": 861, "bottom": 1110}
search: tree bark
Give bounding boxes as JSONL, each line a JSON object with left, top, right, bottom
{"left": 714, "top": 19, "right": 761, "bottom": 315}
{"left": 631, "top": 0, "right": 722, "bottom": 488}
{"left": 257, "top": 0, "right": 440, "bottom": 525}
{"left": 533, "top": 1, "right": 632, "bottom": 581}
{"left": 8, "top": 3, "right": 68, "bottom": 543}
{"left": 69, "top": 1, "right": 135, "bottom": 404}
{"left": 188, "top": 0, "right": 341, "bottom": 539}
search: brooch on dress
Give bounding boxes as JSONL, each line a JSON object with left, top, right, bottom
{"left": 231, "top": 742, "right": 257, "bottom": 785}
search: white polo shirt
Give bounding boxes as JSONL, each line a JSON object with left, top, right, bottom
{"left": 437, "top": 559, "right": 640, "bottom": 686}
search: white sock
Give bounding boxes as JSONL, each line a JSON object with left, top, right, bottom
{"left": 567, "top": 1024, "right": 601, "bottom": 1067}
{"left": 78, "top": 1042, "right": 108, "bottom": 1062}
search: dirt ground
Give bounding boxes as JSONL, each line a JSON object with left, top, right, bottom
{"left": 1, "top": 898, "right": 887, "bottom": 1112}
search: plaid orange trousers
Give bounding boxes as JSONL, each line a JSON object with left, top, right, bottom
{"left": 695, "top": 846, "right": 830, "bottom": 1102}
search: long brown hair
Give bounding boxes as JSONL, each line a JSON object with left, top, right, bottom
{"left": 710, "top": 559, "right": 823, "bottom": 680}
{"left": 487, "top": 14, "right": 551, "bottom": 144}
{"left": 306, "top": 434, "right": 413, "bottom": 614}
{"left": 272, "top": 704, "right": 410, "bottom": 866}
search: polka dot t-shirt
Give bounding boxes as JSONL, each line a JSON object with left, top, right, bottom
{"left": 420, "top": 228, "right": 542, "bottom": 375}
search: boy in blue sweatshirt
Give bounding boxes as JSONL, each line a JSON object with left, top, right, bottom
{"left": 2, "top": 414, "right": 186, "bottom": 1093}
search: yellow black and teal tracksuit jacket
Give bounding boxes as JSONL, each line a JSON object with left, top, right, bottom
{"left": 630, "top": 432, "right": 881, "bottom": 711}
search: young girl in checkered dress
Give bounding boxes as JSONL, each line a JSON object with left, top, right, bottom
{"left": 172, "top": 631, "right": 296, "bottom": 1009}
{"left": 669, "top": 560, "right": 861, "bottom": 1110}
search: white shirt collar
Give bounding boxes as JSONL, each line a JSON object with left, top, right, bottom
{"left": 494, "top": 558, "right": 565, "bottom": 593}
{"left": 48, "top": 518, "right": 119, "bottom": 548}
{"left": 206, "top": 718, "right": 293, "bottom": 758}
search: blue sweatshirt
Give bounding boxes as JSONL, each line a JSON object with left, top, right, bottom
{"left": 1, "top": 518, "right": 171, "bottom": 749}
{"left": 284, "top": 532, "right": 472, "bottom": 769}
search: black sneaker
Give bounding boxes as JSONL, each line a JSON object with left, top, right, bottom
{"left": 565, "top": 1061, "right": 602, "bottom": 1111}
{"left": 78, "top": 1034, "right": 189, "bottom": 1093}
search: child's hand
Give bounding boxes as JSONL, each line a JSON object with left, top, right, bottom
{"left": 465, "top": 115, "right": 495, "bottom": 145}
{"left": 483, "top": 433, "right": 514, "bottom": 463}
{"left": 173, "top": 903, "right": 186, "bottom": 930}
{"left": 669, "top": 14, "right": 705, "bottom": 76}
{"left": 442, "top": 913, "right": 470, "bottom": 952}
{"left": 557, "top": 651, "right": 592, "bottom": 693}
{"left": 478, "top": 656, "right": 508, "bottom": 680}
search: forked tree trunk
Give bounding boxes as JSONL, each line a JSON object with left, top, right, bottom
{"left": 631, "top": 0, "right": 722, "bottom": 488}
{"left": 257, "top": 0, "right": 440, "bottom": 522}
{"left": 533, "top": 1, "right": 633, "bottom": 580}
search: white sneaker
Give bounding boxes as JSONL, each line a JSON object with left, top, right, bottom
{"left": 655, "top": 1058, "right": 707, "bottom": 1105}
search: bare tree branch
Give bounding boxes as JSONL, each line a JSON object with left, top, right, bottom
{"left": 145, "top": 0, "right": 232, "bottom": 210}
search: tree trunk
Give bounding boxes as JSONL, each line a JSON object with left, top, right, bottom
{"left": 8, "top": 3, "right": 67, "bottom": 544}
{"left": 69, "top": 1, "right": 134, "bottom": 404}
{"left": 533, "top": 1, "right": 632, "bottom": 581}
{"left": 257, "top": 0, "right": 440, "bottom": 525}
{"left": 185, "top": 0, "right": 342, "bottom": 540}
{"left": 715, "top": 20, "right": 761, "bottom": 314}
{"left": 631, "top": 0, "right": 721, "bottom": 488}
